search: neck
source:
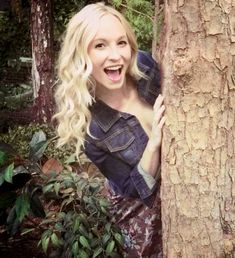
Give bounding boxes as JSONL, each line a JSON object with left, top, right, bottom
{"left": 96, "top": 78, "right": 137, "bottom": 111}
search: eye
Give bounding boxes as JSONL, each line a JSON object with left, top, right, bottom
{"left": 118, "top": 40, "right": 127, "bottom": 47}
{"left": 95, "top": 43, "right": 105, "bottom": 49}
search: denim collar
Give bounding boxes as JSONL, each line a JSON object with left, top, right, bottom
{"left": 90, "top": 100, "right": 121, "bottom": 132}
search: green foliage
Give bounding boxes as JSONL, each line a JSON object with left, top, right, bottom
{"left": 15, "top": 194, "right": 30, "bottom": 222}
{"left": 0, "top": 123, "right": 74, "bottom": 161}
{"left": 54, "top": 0, "right": 87, "bottom": 44}
{"left": 53, "top": 0, "right": 155, "bottom": 51}
{"left": 111, "top": 0, "right": 154, "bottom": 51}
{"left": 38, "top": 169, "right": 124, "bottom": 257}
{"left": 0, "top": 131, "right": 47, "bottom": 235}
{"left": 1, "top": 124, "right": 124, "bottom": 256}
{"left": 2, "top": 163, "right": 14, "bottom": 183}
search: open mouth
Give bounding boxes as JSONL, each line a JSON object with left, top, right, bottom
{"left": 104, "top": 65, "right": 122, "bottom": 82}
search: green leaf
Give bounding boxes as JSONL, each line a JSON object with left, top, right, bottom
{"left": 41, "top": 229, "right": 52, "bottom": 239}
{"left": 114, "top": 233, "right": 124, "bottom": 246}
{"left": 79, "top": 235, "right": 90, "bottom": 250}
{"left": 15, "top": 194, "right": 30, "bottom": 222}
{"left": 105, "top": 223, "right": 111, "bottom": 232}
{"left": 29, "top": 130, "right": 47, "bottom": 146}
{"left": 79, "top": 250, "right": 89, "bottom": 258}
{"left": 99, "top": 198, "right": 109, "bottom": 207}
{"left": 102, "top": 233, "right": 111, "bottom": 245}
{"left": 72, "top": 240, "right": 79, "bottom": 255}
{"left": 101, "top": 206, "right": 107, "bottom": 214}
{"left": 79, "top": 223, "right": 89, "bottom": 238}
{"left": 92, "top": 247, "right": 103, "bottom": 258}
{"left": 106, "top": 240, "right": 115, "bottom": 255}
{"left": 51, "top": 232, "right": 62, "bottom": 247}
{"left": 54, "top": 182, "right": 60, "bottom": 195}
{"left": 0, "top": 150, "right": 7, "bottom": 166}
{"left": 73, "top": 216, "right": 81, "bottom": 233}
{"left": 29, "top": 141, "right": 48, "bottom": 161}
{"left": 65, "top": 153, "right": 76, "bottom": 164}
{"left": 29, "top": 130, "right": 48, "bottom": 161}
{"left": 90, "top": 238, "right": 99, "bottom": 248}
{"left": 78, "top": 213, "right": 89, "bottom": 228}
{"left": 3, "top": 163, "right": 14, "bottom": 183}
{"left": 43, "top": 183, "right": 54, "bottom": 193}
{"left": 58, "top": 212, "right": 66, "bottom": 219}
{"left": 42, "top": 236, "right": 50, "bottom": 253}
{"left": 55, "top": 222, "right": 64, "bottom": 231}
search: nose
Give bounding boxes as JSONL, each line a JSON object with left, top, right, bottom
{"left": 108, "top": 46, "right": 121, "bottom": 60}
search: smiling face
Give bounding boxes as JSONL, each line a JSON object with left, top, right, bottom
{"left": 88, "top": 14, "right": 132, "bottom": 96}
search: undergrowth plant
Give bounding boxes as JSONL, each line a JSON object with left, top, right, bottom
{"left": 0, "top": 125, "right": 124, "bottom": 257}
{"left": 39, "top": 169, "right": 124, "bottom": 258}
{"left": 0, "top": 130, "right": 47, "bottom": 235}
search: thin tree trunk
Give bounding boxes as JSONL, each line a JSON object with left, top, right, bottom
{"left": 0, "top": 0, "right": 54, "bottom": 127}
{"left": 152, "top": 0, "right": 159, "bottom": 59}
{"left": 159, "top": 0, "right": 235, "bottom": 257}
{"left": 31, "top": 0, "right": 54, "bottom": 122}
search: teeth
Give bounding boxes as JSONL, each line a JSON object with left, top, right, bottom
{"left": 105, "top": 66, "right": 122, "bottom": 70}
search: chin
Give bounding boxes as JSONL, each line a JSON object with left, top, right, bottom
{"left": 98, "top": 78, "right": 125, "bottom": 90}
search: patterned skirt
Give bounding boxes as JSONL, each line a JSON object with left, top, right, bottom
{"left": 104, "top": 182, "right": 163, "bottom": 258}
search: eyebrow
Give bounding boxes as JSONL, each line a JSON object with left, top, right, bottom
{"left": 93, "top": 35, "right": 127, "bottom": 42}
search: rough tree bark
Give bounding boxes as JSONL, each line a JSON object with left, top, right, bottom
{"left": 152, "top": 0, "right": 160, "bottom": 58}
{"left": 30, "top": 0, "right": 54, "bottom": 122}
{"left": 152, "top": 0, "right": 164, "bottom": 59}
{"left": 159, "top": 0, "right": 235, "bottom": 257}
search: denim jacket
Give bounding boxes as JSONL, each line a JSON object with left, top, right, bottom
{"left": 84, "top": 51, "right": 161, "bottom": 207}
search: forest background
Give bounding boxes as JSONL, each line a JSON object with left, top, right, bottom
{"left": 1, "top": 0, "right": 235, "bottom": 257}
{"left": 0, "top": 1, "right": 160, "bottom": 258}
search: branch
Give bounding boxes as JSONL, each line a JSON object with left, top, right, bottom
{"left": 5, "top": 90, "right": 33, "bottom": 103}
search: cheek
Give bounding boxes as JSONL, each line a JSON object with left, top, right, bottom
{"left": 91, "top": 64, "right": 103, "bottom": 80}
{"left": 123, "top": 47, "right": 132, "bottom": 62}
{"left": 90, "top": 53, "right": 105, "bottom": 68}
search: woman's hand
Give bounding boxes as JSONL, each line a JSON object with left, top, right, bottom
{"left": 147, "top": 94, "right": 166, "bottom": 152}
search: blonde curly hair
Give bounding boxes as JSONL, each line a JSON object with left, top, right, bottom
{"left": 53, "top": 2, "right": 145, "bottom": 159}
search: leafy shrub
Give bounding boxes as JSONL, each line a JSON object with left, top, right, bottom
{"left": 0, "top": 123, "right": 74, "bottom": 162}
{"left": 39, "top": 169, "right": 124, "bottom": 258}
{"left": 0, "top": 130, "right": 47, "bottom": 235}
{"left": 0, "top": 125, "right": 124, "bottom": 257}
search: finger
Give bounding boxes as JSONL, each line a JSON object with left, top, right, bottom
{"left": 158, "top": 116, "right": 166, "bottom": 129}
{"left": 153, "top": 105, "right": 166, "bottom": 120}
{"left": 153, "top": 94, "right": 164, "bottom": 110}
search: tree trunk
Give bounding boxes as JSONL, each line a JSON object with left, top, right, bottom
{"left": 152, "top": 0, "right": 164, "bottom": 60}
{"left": 152, "top": 0, "right": 159, "bottom": 58}
{"left": 30, "top": 0, "right": 54, "bottom": 123}
{"left": 0, "top": 0, "right": 54, "bottom": 127}
{"left": 159, "top": 0, "right": 235, "bottom": 257}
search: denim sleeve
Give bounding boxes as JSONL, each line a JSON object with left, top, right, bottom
{"left": 84, "top": 141, "right": 157, "bottom": 208}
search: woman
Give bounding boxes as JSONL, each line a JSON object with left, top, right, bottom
{"left": 54, "top": 2, "right": 165, "bottom": 257}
